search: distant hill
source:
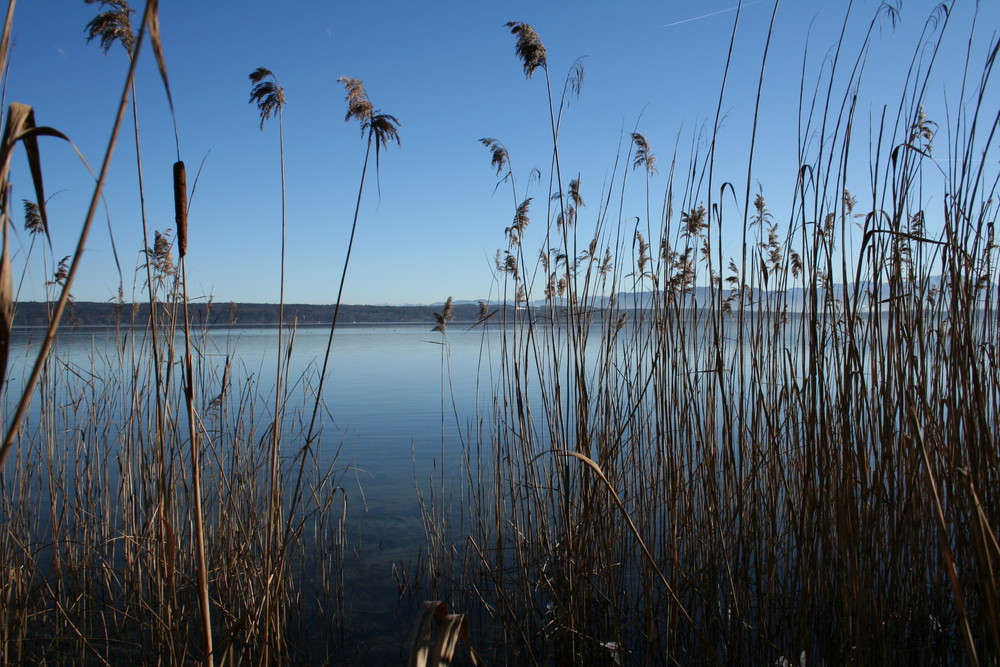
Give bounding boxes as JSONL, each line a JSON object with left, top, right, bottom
{"left": 11, "top": 301, "right": 495, "bottom": 328}
{"left": 14, "top": 277, "right": 987, "bottom": 328}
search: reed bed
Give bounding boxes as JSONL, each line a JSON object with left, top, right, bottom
{"left": 1, "top": 312, "right": 348, "bottom": 665}
{"left": 0, "top": 1, "right": 396, "bottom": 663}
{"left": 426, "top": 4, "right": 1000, "bottom": 665}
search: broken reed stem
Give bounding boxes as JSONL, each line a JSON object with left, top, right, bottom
{"left": 0, "top": 0, "right": 155, "bottom": 471}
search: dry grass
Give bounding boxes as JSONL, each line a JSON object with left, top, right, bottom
{"left": 0, "top": 2, "right": 378, "bottom": 664}
{"left": 416, "top": 7, "right": 1000, "bottom": 665}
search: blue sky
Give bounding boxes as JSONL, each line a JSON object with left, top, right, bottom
{"left": 4, "top": 0, "right": 998, "bottom": 305}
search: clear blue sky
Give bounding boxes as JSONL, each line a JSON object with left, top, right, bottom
{"left": 4, "top": 0, "right": 998, "bottom": 305}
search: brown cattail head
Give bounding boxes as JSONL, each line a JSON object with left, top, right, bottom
{"left": 173, "top": 161, "right": 188, "bottom": 257}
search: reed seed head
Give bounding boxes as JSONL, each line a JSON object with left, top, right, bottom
{"left": 568, "top": 177, "right": 583, "bottom": 210}
{"left": 338, "top": 76, "right": 402, "bottom": 149}
{"left": 338, "top": 76, "right": 373, "bottom": 126}
{"left": 23, "top": 200, "right": 43, "bottom": 236}
{"left": 369, "top": 112, "right": 402, "bottom": 150}
{"left": 505, "top": 198, "right": 532, "bottom": 246}
{"left": 681, "top": 205, "right": 707, "bottom": 238}
{"left": 480, "top": 138, "right": 509, "bottom": 177}
{"left": 85, "top": 0, "right": 135, "bottom": 57}
{"left": 47, "top": 256, "right": 71, "bottom": 287}
{"left": 631, "top": 133, "right": 657, "bottom": 175}
{"left": 505, "top": 22, "right": 547, "bottom": 78}
{"left": 249, "top": 67, "right": 286, "bottom": 130}
{"left": 432, "top": 296, "right": 455, "bottom": 332}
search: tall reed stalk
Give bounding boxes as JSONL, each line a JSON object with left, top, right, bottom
{"left": 247, "top": 65, "right": 290, "bottom": 661}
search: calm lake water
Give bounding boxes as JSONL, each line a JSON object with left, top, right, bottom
{"left": 5, "top": 322, "right": 495, "bottom": 661}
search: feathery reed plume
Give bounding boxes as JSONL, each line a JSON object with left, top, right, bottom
{"left": 630, "top": 132, "right": 657, "bottom": 174}
{"left": 249, "top": 67, "right": 286, "bottom": 130}
{"left": 84, "top": 0, "right": 135, "bottom": 57}
{"left": 22, "top": 199, "right": 42, "bottom": 235}
{"left": 339, "top": 76, "right": 373, "bottom": 125}
{"left": 505, "top": 21, "right": 547, "bottom": 77}
{"left": 46, "top": 256, "right": 70, "bottom": 288}
{"left": 368, "top": 111, "right": 402, "bottom": 151}
{"left": 564, "top": 59, "right": 585, "bottom": 100}
{"left": 145, "top": 229, "right": 174, "bottom": 279}
{"left": 337, "top": 76, "right": 401, "bottom": 167}
{"left": 568, "top": 176, "right": 583, "bottom": 209}
{"left": 432, "top": 296, "right": 455, "bottom": 333}
{"left": 505, "top": 198, "right": 531, "bottom": 246}
{"left": 479, "top": 137, "right": 509, "bottom": 177}
{"left": 681, "top": 204, "right": 707, "bottom": 238}
{"left": 468, "top": 299, "right": 498, "bottom": 330}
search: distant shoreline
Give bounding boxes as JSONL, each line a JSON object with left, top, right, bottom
{"left": 10, "top": 301, "right": 489, "bottom": 328}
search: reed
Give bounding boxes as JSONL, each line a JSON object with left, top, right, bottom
{"left": 0, "top": 2, "right": 364, "bottom": 663}
{"left": 247, "top": 64, "right": 292, "bottom": 662}
{"left": 421, "top": 6, "right": 1000, "bottom": 665}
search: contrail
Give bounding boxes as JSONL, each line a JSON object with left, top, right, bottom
{"left": 662, "top": 0, "right": 765, "bottom": 28}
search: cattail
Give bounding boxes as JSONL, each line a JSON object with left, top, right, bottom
{"left": 174, "top": 161, "right": 187, "bottom": 257}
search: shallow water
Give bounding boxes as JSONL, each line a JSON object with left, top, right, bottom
{"left": 3, "top": 322, "right": 494, "bottom": 661}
